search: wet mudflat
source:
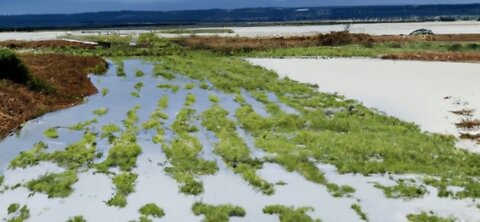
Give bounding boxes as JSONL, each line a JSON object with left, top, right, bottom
{"left": 0, "top": 59, "right": 479, "bottom": 222}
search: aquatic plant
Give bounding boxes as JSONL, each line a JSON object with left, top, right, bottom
{"left": 185, "top": 93, "right": 196, "bottom": 106}
{"left": 101, "top": 88, "right": 109, "bottom": 97}
{"left": 171, "top": 107, "right": 198, "bottom": 133}
{"left": 374, "top": 180, "right": 427, "bottom": 199}
{"left": 208, "top": 94, "right": 220, "bottom": 103}
{"left": 131, "top": 91, "right": 140, "bottom": 98}
{"left": 107, "top": 172, "right": 138, "bottom": 208}
{"left": 139, "top": 203, "right": 165, "bottom": 218}
{"left": 185, "top": 83, "right": 196, "bottom": 90}
{"left": 66, "top": 216, "right": 86, "bottom": 222}
{"left": 162, "top": 133, "right": 217, "bottom": 195}
{"left": 69, "top": 119, "right": 98, "bottom": 131}
{"left": 26, "top": 170, "right": 78, "bottom": 198}
{"left": 135, "top": 70, "right": 145, "bottom": 77}
{"left": 5, "top": 204, "right": 29, "bottom": 222}
{"left": 93, "top": 107, "right": 109, "bottom": 116}
{"left": 43, "top": 127, "right": 59, "bottom": 139}
{"left": 116, "top": 60, "right": 126, "bottom": 77}
{"left": 98, "top": 142, "right": 141, "bottom": 172}
{"left": 407, "top": 212, "right": 455, "bottom": 222}
{"left": 263, "top": 205, "right": 321, "bottom": 222}
{"left": 192, "top": 202, "right": 246, "bottom": 222}
{"left": 0, "top": 175, "right": 4, "bottom": 186}
{"left": 202, "top": 104, "right": 274, "bottom": 195}
{"left": 351, "top": 204, "right": 369, "bottom": 221}
{"left": 162, "top": 96, "right": 217, "bottom": 195}
{"left": 326, "top": 183, "right": 356, "bottom": 198}
{"left": 134, "top": 82, "right": 144, "bottom": 91}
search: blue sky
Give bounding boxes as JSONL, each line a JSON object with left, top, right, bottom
{"left": 1, "top": 0, "right": 479, "bottom": 15}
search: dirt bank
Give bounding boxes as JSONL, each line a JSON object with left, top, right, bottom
{"left": 0, "top": 54, "right": 106, "bottom": 138}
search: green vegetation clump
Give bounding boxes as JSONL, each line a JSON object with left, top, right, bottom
{"left": 162, "top": 96, "right": 217, "bottom": 195}
{"left": 171, "top": 107, "right": 198, "bottom": 133}
{"left": 192, "top": 202, "right": 245, "bottom": 222}
{"left": 0, "top": 48, "right": 51, "bottom": 93}
{"left": 163, "top": 133, "right": 217, "bottom": 195}
{"left": 44, "top": 127, "right": 59, "bottom": 139}
{"left": 0, "top": 175, "right": 4, "bottom": 186}
{"left": 326, "top": 183, "right": 356, "bottom": 198}
{"left": 407, "top": 212, "right": 455, "bottom": 222}
{"left": 202, "top": 104, "right": 274, "bottom": 195}
{"left": 98, "top": 139, "right": 141, "bottom": 171}
{"left": 185, "top": 93, "right": 196, "bottom": 106}
{"left": 116, "top": 60, "right": 126, "bottom": 77}
{"left": 26, "top": 170, "right": 78, "bottom": 198}
{"left": 374, "top": 180, "right": 427, "bottom": 199}
{"left": 184, "top": 83, "right": 196, "bottom": 90}
{"left": 263, "top": 205, "right": 321, "bottom": 222}
{"left": 208, "top": 94, "right": 219, "bottom": 103}
{"left": 97, "top": 106, "right": 142, "bottom": 172}
{"left": 134, "top": 82, "right": 144, "bottom": 91}
{"left": 93, "top": 107, "right": 109, "bottom": 116}
{"left": 5, "top": 204, "right": 29, "bottom": 222}
{"left": 107, "top": 172, "right": 138, "bottom": 208}
{"left": 351, "top": 204, "right": 368, "bottom": 221}
{"left": 67, "top": 216, "right": 87, "bottom": 222}
{"left": 10, "top": 133, "right": 97, "bottom": 170}
{"left": 69, "top": 119, "right": 98, "bottom": 131}
{"left": 139, "top": 203, "right": 165, "bottom": 218}
{"left": 93, "top": 63, "right": 108, "bottom": 75}
{"left": 135, "top": 70, "right": 145, "bottom": 77}
{"left": 101, "top": 88, "right": 109, "bottom": 97}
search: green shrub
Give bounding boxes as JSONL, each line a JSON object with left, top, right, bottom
{"left": 0, "top": 49, "right": 52, "bottom": 93}
{"left": 5, "top": 204, "right": 29, "bottom": 222}
{"left": 44, "top": 127, "right": 59, "bottom": 139}
{"left": 351, "top": 204, "right": 368, "bottom": 221}
{"left": 0, "top": 49, "right": 31, "bottom": 84}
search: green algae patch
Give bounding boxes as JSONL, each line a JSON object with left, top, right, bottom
{"left": 69, "top": 119, "right": 98, "bottom": 131}
{"left": 407, "top": 212, "right": 455, "bottom": 222}
{"left": 44, "top": 127, "right": 59, "bottom": 139}
{"left": 93, "top": 107, "right": 109, "bottom": 116}
{"left": 67, "top": 216, "right": 86, "bottom": 222}
{"left": 107, "top": 172, "right": 138, "bottom": 208}
{"left": 162, "top": 133, "right": 217, "bottom": 195}
{"left": 208, "top": 94, "right": 220, "bottom": 103}
{"left": 263, "top": 205, "right": 321, "bottom": 222}
{"left": 139, "top": 203, "right": 165, "bottom": 218}
{"left": 98, "top": 139, "right": 141, "bottom": 172}
{"left": 192, "top": 202, "right": 246, "bottom": 222}
{"left": 10, "top": 133, "right": 97, "bottom": 170}
{"left": 5, "top": 204, "right": 30, "bottom": 222}
{"left": 351, "top": 204, "right": 369, "bottom": 221}
{"left": 185, "top": 83, "right": 196, "bottom": 90}
{"left": 26, "top": 170, "right": 78, "bottom": 198}
{"left": 135, "top": 70, "right": 145, "bottom": 77}
{"left": 202, "top": 104, "right": 274, "bottom": 195}
{"left": 162, "top": 95, "right": 217, "bottom": 195}
{"left": 374, "top": 179, "right": 427, "bottom": 199}
{"left": 101, "top": 88, "right": 109, "bottom": 97}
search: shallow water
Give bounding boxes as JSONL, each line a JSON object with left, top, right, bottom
{"left": 0, "top": 59, "right": 478, "bottom": 222}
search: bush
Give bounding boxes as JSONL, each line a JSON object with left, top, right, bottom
{"left": 0, "top": 48, "right": 53, "bottom": 93}
{"left": 0, "top": 49, "right": 30, "bottom": 84}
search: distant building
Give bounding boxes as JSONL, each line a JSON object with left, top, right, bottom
{"left": 409, "top": 29, "right": 434, "bottom": 35}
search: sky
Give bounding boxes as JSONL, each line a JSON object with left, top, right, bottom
{"left": 0, "top": 0, "right": 479, "bottom": 15}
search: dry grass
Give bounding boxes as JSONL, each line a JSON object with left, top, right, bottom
{"left": 455, "top": 119, "right": 480, "bottom": 129}
{"left": 0, "top": 40, "right": 95, "bottom": 49}
{"left": 0, "top": 54, "right": 106, "bottom": 138}
{"left": 381, "top": 52, "right": 480, "bottom": 62}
